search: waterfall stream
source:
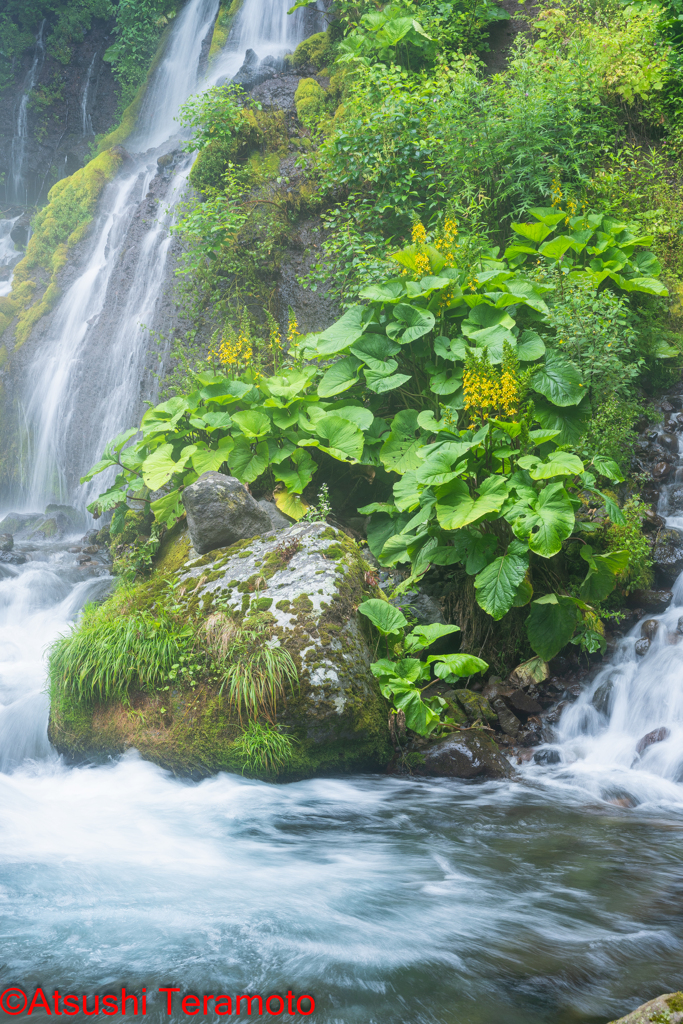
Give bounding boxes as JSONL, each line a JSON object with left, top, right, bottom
{"left": 8, "top": 22, "right": 46, "bottom": 206}
{"left": 1, "top": 3, "right": 682, "bottom": 1021}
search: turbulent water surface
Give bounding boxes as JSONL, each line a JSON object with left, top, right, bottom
{"left": 1, "top": 0, "right": 683, "bottom": 1020}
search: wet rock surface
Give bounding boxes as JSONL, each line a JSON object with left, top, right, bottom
{"left": 653, "top": 528, "right": 683, "bottom": 585}
{"left": 416, "top": 730, "right": 515, "bottom": 780}
{"left": 608, "top": 992, "right": 683, "bottom": 1024}
{"left": 182, "top": 472, "right": 272, "bottom": 554}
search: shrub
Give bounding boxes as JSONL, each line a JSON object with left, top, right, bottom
{"left": 295, "top": 78, "right": 327, "bottom": 125}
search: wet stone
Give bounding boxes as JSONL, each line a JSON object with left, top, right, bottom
{"left": 182, "top": 472, "right": 271, "bottom": 555}
{"left": 627, "top": 590, "right": 672, "bottom": 613}
{"left": 652, "top": 461, "right": 672, "bottom": 481}
{"left": 591, "top": 679, "right": 614, "bottom": 717}
{"left": 653, "top": 529, "right": 683, "bottom": 586}
{"left": 416, "top": 730, "right": 514, "bottom": 780}
{"left": 636, "top": 726, "right": 670, "bottom": 755}
{"left": 506, "top": 688, "right": 543, "bottom": 716}
{"left": 635, "top": 637, "right": 651, "bottom": 656}
{"left": 533, "top": 747, "right": 562, "bottom": 765}
{"left": 491, "top": 697, "right": 520, "bottom": 737}
{"left": 0, "top": 534, "right": 13, "bottom": 552}
{"left": 641, "top": 619, "right": 660, "bottom": 640}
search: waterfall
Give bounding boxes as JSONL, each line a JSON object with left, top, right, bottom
{"left": 81, "top": 52, "right": 98, "bottom": 137}
{"left": 17, "top": 0, "right": 318, "bottom": 512}
{"left": 526, "top": 407, "right": 683, "bottom": 807}
{"left": 8, "top": 22, "right": 46, "bottom": 206}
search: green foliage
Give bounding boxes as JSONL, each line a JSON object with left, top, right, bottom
{"left": 177, "top": 84, "right": 246, "bottom": 153}
{"left": 49, "top": 606, "right": 194, "bottom": 701}
{"left": 602, "top": 496, "right": 654, "bottom": 594}
{"left": 103, "top": 0, "right": 178, "bottom": 102}
{"left": 207, "top": 625, "right": 299, "bottom": 723}
{"left": 289, "top": 30, "right": 337, "bottom": 69}
{"left": 358, "top": 607, "right": 478, "bottom": 735}
{"left": 231, "top": 720, "right": 297, "bottom": 774}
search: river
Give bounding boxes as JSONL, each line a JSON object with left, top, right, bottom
{"left": 1, "top": 0, "right": 682, "bottom": 1020}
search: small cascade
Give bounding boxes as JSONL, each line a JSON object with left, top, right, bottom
{"left": 8, "top": 22, "right": 46, "bottom": 206}
{"left": 81, "top": 52, "right": 98, "bottom": 137}
{"left": 532, "top": 399, "right": 683, "bottom": 807}
{"left": 212, "top": 0, "right": 325, "bottom": 79}
{"left": 0, "top": 216, "right": 21, "bottom": 298}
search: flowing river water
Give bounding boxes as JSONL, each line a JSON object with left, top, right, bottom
{"left": 1, "top": 2, "right": 683, "bottom": 1021}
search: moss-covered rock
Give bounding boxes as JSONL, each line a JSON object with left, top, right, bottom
{"left": 48, "top": 522, "right": 392, "bottom": 781}
{"left": 294, "top": 78, "right": 327, "bottom": 124}
{"left": 290, "top": 31, "right": 336, "bottom": 70}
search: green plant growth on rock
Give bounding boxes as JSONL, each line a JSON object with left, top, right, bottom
{"left": 289, "top": 31, "right": 336, "bottom": 69}
{"left": 294, "top": 78, "right": 328, "bottom": 127}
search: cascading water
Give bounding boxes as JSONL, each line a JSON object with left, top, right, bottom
{"left": 2, "top": 3, "right": 683, "bottom": 1020}
{"left": 8, "top": 22, "right": 46, "bottom": 206}
{"left": 81, "top": 52, "right": 98, "bottom": 137}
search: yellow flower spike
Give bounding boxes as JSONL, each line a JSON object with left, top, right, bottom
{"left": 411, "top": 221, "right": 427, "bottom": 245}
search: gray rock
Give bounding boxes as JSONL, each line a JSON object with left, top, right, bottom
{"left": 417, "top": 730, "right": 514, "bottom": 780}
{"left": 641, "top": 618, "right": 660, "bottom": 640}
{"left": 591, "top": 679, "right": 614, "bottom": 716}
{"left": 258, "top": 499, "right": 294, "bottom": 531}
{"left": 636, "top": 726, "right": 670, "bottom": 755}
{"left": 0, "top": 534, "right": 12, "bottom": 552}
{"left": 10, "top": 212, "right": 30, "bottom": 248}
{"left": 44, "top": 503, "right": 85, "bottom": 531}
{"left": 627, "top": 589, "right": 672, "bottom": 612}
{"left": 607, "top": 992, "right": 683, "bottom": 1024}
{"left": 635, "top": 637, "right": 650, "bottom": 656}
{"left": 182, "top": 472, "right": 271, "bottom": 555}
{"left": 491, "top": 696, "right": 520, "bottom": 736}
{"left": 0, "top": 512, "right": 43, "bottom": 536}
{"left": 232, "top": 48, "right": 278, "bottom": 90}
{"left": 391, "top": 590, "right": 445, "bottom": 626}
{"left": 533, "top": 747, "right": 562, "bottom": 765}
{"left": 172, "top": 522, "right": 390, "bottom": 764}
{"left": 506, "top": 688, "right": 542, "bottom": 716}
{"left": 0, "top": 551, "right": 26, "bottom": 565}
{"left": 654, "top": 528, "right": 683, "bottom": 585}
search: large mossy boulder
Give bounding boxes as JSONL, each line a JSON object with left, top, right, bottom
{"left": 49, "top": 522, "right": 392, "bottom": 781}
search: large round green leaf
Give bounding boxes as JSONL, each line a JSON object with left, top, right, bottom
{"left": 300, "top": 415, "right": 364, "bottom": 462}
{"left": 526, "top": 593, "right": 578, "bottom": 660}
{"left": 513, "top": 481, "right": 575, "bottom": 557}
{"left": 532, "top": 354, "right": 584, "bottom": 407}
{"left": 380, "top": 410, "right": 423, "bottom": 473}
{"left": 385, "top": 304, "right": 435, "bottom": 344}
{"left": 231, "top": 409, "right": 271, "bottom": 439}
{"left": 228, "top": 437, "right": 269, "bottom": 483}
{"left": 473, "top": 553, "right": 529, "bottom": 620}
{"left": 358, "top": 599, "right": 407, "bottom": 636}
{"left": 317, "top": 356, "right": 362, "bottom": 398}
{"left": 316, "top": 305, "right": 366, "bottom": 355}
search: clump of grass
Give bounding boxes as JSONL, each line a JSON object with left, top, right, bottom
{"left": 205, "top": 614, "right": 298, "bottom": 722}
{"left": 49, "top": 606, "right": 194, "bottom": 700}
{"left": 232, "top": 720, "right": 296, "bottom": 775}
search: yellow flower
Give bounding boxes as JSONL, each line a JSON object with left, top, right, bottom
{"left": 411, "top": 221, "right": 427, "bottom": 245}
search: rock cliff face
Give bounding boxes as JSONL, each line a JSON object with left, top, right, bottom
{"left": 1, "top": 19, "right": 121, "bottom": 210}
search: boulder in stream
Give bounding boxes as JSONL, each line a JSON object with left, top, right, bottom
{"left": 49, "top": 522, "right": 392, "bottom": 780}
{"left": 415, "top": 730, "right": 514, "bottom": 780}
{"left": 0, "top": 533, "right": 12, "bottom": 552}
{"left": 653, "top": 528, "right": 683, "bottom": 585}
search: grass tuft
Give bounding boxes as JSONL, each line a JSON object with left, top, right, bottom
{"left": 49, "top": 606, "right": 194, "bottom": 700}
{"left": 232, "top": 721, "right": 296, "bottom": 774}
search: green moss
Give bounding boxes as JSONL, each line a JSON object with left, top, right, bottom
{"left": 294, "top": 78, "right": 327, "bottom": 125}
{"left": 453, "top": 689, "right": 497, "bottom": 723}
{"left": 251, "top": 596, "right": 273, "bottom": 611}
{"left": 209, "top": 0, "right": 244, "bottom": 61}
{"left": 667, "top": 994, "right": 683, "bottom": 1012}
{"left": 2, "top": 147, "right": 125, "bottom": 346}
{"left": 289, "top": 31, "right": 336, "bottom": 69}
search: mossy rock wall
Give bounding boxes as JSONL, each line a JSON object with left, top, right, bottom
{"left": 49, "top": 523, "right": 392, "bottom": 780}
